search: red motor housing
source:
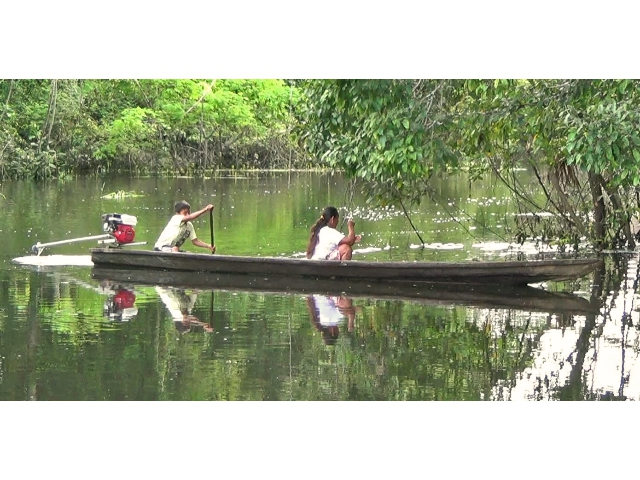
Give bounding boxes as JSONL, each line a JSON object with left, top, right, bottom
{"left": 113, "top": 224, "right": 136, "bottom": 244}
{"left": 102, "top": 213, "right": 138, "bottom": 245}
{"left": 113, "top": 289, "right": 136, "bottom": 309}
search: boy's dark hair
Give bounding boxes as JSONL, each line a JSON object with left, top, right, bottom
{"left": 174, "top": 321, "right": 190, "bottom": 333}
{"left": 174, "top": 200, "right": 191, "bottom": 213}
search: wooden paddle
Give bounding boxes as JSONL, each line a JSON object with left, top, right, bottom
{"left": 209, "top": 208, "right": 215, "bottom": 254}
{"left": 209, "top": 207, "right": 215, "bottom": 331}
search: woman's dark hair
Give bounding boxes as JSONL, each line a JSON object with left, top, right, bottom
{"left": 321, "top": 326, "right": 340, "bottom": 346}
{"left": 305, "top": 206, "right": 339, "bottom": 259}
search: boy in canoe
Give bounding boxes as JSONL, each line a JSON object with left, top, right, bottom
{"left": 154, "top": 200, "right": 216, "bottom": 253}
{"left": 306, "top": 206, "right": 361, "bottom": 260}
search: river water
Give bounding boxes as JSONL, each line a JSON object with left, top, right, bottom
{"left": 0, "top": 171, "right": 638, "bottom": 401}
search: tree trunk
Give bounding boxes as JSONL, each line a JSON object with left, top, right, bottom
{"left": 199, "top": 102, "right": 205, "bottom": 169}
{"left": 588, "top": 173, "right": 605, "bottom": 251}
{"left": 0, "top": 79, "right": 14, "bottom": 123}
{"left": 548, "top": 167, "right": 586, "bottom": 235}
{"left": 39, "top": 79, "right": 58, "bottom": 152}
{"left": 604, "top": 183, "right": 636, "bottom": 249}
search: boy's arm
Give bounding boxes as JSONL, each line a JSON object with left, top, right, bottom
{"left": 191, "top": 238, "right": 216, "bottom": 253}
{"left": 182, "top": 204, "right": 214, "bottom": 222}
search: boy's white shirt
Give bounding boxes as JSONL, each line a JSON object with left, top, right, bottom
{"left": 154, "top": 214, "right": 197, "bottom": 249}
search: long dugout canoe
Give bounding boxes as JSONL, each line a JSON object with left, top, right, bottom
{"left": 91, "top": 266, "right": 599, "bottom": 315}
{"left": 90, "top": 248, "right": 603, "bottom": 286}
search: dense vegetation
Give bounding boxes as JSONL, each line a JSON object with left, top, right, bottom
{"left": 0, "top": 79, "right": 305, "bottom": 178}
{"left": 2, "top": 78, "right": 640, "bottom": 250}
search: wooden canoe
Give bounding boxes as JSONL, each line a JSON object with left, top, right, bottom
{"left": 90, "top": 248, "right": 602, "bottom": 286}
{"left": 91, "top": 266, "right": 599, "bottom": 315}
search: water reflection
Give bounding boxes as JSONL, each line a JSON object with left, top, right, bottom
{"left": 156, "top": 286, "right": 214, "bottom": 333}
{"left": 10, "top": 252, "right": 640, "bottom": 401}
{"left": 100, "top": 282, "right": 138, "bottom": 322}
{"left": 500, "top": 256, "right": 640, "bottom": 401}
{"left": 306, "top": 295, "right": 356, "bottom": 345}
{"left": 89, "top": 266, "right": 597, "bottom": 313}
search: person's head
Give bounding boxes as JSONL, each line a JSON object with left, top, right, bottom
{"left": 174, "top": 321, "right": 190, "bottom": 333}
{"left": 174, "top": 200, "right": 191, "bottom": 215}
{"left": 321, "top": 206, "right": 339, "bottom": 227}
{"left": 322, "top": 325, "right": 340, "bottom": 346}
{"left": 305, "top": 206, "right": 340, "bottom": 258}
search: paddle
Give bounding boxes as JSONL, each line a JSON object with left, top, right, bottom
{"left": 209, "top": 208, "right": 215, "bottom": 254}
{"left": 209, "top": 207, "right": 215, "bottom": 332}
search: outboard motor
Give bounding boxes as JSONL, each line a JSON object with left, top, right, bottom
{"left": 101, "top": 213, "right": 138, "bottom": 245}
{"left": 30, "top": 212, "right": 146, "bottom": 256}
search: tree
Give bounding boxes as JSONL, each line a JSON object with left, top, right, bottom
{"left": 299, "top": 79, "right": 640, "bottom": 251}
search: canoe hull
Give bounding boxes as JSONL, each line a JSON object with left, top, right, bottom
{"left": 89, "top": 248, "right": 602, "bottom": 286}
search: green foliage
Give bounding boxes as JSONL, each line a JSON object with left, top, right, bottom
{"left": 0, "top": 79, "right": 304, "bottom": 180}
{"left": 301, "top": 79, "right": 640, "bottom": 250}
{"left": 456, "top": 79, "right": 640, "bottom": 248}
{"left": 299, "top": 80, "right": 460, "bottom": 205}
{"left": 96, "top": 107, "right": 157, "bottom": 159}
{"left": 561, "top": 81, "right": 640, "bottom": 187}
{"left": 455, "top": 80, "right": 640, "bottom": 183}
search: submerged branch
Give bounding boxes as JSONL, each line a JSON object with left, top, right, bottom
{"left": 548, "top": 166, "right": 587, "bottom": 236}
{"left": 489, "top": 155, "right": 544, "bottom": 212}
{"left": 399, "top": 198, "right": 425, "bottom": 245}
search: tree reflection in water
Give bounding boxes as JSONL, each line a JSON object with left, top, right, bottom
{"left": 501, "top": 255, "right": 640, "bottom": 400}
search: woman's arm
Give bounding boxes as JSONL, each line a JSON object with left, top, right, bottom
{"left": 339, "top": 219, "right": 361, "bottom": 246}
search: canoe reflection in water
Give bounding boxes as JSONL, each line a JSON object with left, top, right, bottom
{"left": 100, "top": 281, "right": 138, "bottom": 322}
{"left": 307, "top": 295, "right": 357, "bottom": 345}
{"left": 155, "top": 286, "right": 214, "bottom": 333}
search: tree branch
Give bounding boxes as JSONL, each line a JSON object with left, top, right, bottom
{"left": 0, "top": 79, "right": 14, "bottom": 124}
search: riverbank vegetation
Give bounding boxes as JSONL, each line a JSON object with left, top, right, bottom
{"left": 0, "top": 79, "right": 305, "bottom": 179}
{"left": 2, "top": 78, "right": 639, "bottom": 251}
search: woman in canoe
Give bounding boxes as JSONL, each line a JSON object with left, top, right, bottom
{"left": 306, "top": 206, "right": 361, "bottom": 260}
